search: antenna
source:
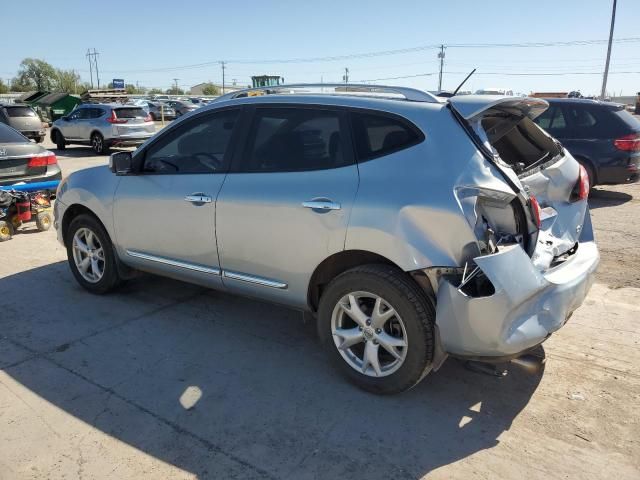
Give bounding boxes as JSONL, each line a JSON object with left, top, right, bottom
{"left": 452, "top": 68, "right": 476, "bottom": 96}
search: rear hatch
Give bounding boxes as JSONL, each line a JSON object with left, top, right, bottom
{"left": 449, "top": 96, "right": 588, "bottom": 271}
{"left": 5, "top": 106, "right": 42, "bottom": 132}
{"left": 112, "top": 107, "right": 155, "bottom": 136}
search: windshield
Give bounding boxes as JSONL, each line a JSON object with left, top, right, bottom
{"left": 5, "top": 106, "right": 38, "bottom": 118}
{"left": 0, "top": 123, "right": 29, "bottom": 143}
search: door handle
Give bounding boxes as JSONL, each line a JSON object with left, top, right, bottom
{"left": 184, "top": 193, "right": 212, "bottom": 203}
{"left": 302, "top": 199, "right": 341, "bottom": 211}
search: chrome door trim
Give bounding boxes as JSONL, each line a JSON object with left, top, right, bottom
{"left": 222, "top": 270, "right": 288, "bottom": 289}
{"left": 126, "top": 250, "right": 220, "bottom": 275}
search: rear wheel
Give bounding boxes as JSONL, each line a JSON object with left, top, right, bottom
{"left": 318, "top": 264, "right": 435, "bottom": 394}
{"left": 91, "top": 132, "right": 109, "bottom": 155}
{"left": 0, "top": 220, "right": 13, "bottom": 242}
{"left": 66, "top": 214, "right": 122, "bottom": 294}
{"left": 35, "top": 136, "right": 44, "bottom": 144}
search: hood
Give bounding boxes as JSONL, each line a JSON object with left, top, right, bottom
{"left": 448, "top": 95, "right": 549, "bottom": 122}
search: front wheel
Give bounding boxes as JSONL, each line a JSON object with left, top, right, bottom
{"left": 52, "top": 130, "right": 66, "bottom": 150}
{"left": 66, "top": 214, "right": 122, "bottom": 294}
{"left": 318, "top": 264, "right": 435, "bottom": 394}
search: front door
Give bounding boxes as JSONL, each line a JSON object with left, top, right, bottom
{"left": 113, "top": 108, "right": 241, "bottom": 287}
{"left": 216, "top": 105, "right": 359, "bottom": 307}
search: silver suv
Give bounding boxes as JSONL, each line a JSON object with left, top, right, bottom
{"left": 50, "top": 104, "right": 155, "bottom": 155}
{"left": 54, "top": 84, "right": 599, "bottom": 394}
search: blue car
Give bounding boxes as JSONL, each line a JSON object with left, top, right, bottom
{"left": 534, "top": 98, "right": 640, "bottom": 188}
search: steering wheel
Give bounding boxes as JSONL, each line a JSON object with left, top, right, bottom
{"left": 192, "top": 152, "right": 222, "bottom": 171}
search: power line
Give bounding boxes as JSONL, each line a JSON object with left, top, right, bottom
{"left": 358, "top": 70, "right": 640, "bottom": 82}
{"left": 100, "top": 36, "right": 640, "bottom": 74}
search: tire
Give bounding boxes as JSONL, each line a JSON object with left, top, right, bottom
{"left": 65, "top": 214, "right": 122, "bottom": 294}
{"left": 318, "top": 264, "right": 435, "bottom": 394}
{"left": 52, "top": 130, "right": 66, "bottom": 150}
{"left": 91, "top": 132, "right": 109, "bottom": 155}
{"left": 149, "top": 112, "right": 157, "bottom": 121}
{"left": 35, "top": 212, "right": 52, "bottom": 232}
{"left": 0, "top": 220, "right": 13, "bottom": 242}
{"left": 35, "top": 136, "right": 44, "bottom": 144}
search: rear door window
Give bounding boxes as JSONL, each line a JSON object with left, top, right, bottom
{"left": 350, "top": 111, "right": 423, "bottom": 161}
{"left": 242, "top": 107, "right": 351, "bottom": 172}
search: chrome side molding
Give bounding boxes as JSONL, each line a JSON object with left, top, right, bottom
{"left": 223, "top": 270, "right": 288, "bottom": 289}
{"left": 126, "top": 251, "right": 288, "bottom": 289}
{"left": 126, "top": 250, "right": 221, "bottom": 275}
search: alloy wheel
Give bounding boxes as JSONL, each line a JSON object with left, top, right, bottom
{"left": 331, "top": 291, "right": 408, "bottom": 377}
{"left": 72, "top": 227, "right": 105, "bottom": 283}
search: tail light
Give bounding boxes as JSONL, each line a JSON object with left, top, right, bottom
{"left": 614, "top": 133, "right": 640, "bottom": 152}
{"left": 27, "top": 153, "right": 57, "bottom": 168}
{"left": 106, "top": 110, "right": 127, "bottom": 124}
{"left": 144, "top": 114, "right": 153, "bottom": 122}
{"left": 529, "top": 195, "right": 542, "bottom": 228}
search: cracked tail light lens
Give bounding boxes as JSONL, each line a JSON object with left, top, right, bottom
{"left": 570, "top": 164, "right": 590, "bottom": 202}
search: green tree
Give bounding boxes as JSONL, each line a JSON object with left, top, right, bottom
{"left": 201, "top": 83, "right": 219, "bottom": 96}
{"left": 148, "top": 88, "right": 163, "bottom": 95}
{"left": 54, "top": 68, "right": 81, "bottom": 93}
{"left": 165, "top": 87, "right": 184, "bottom": 95}
{"left": 15, "top": 58, "right": 57, "bottom": 91}
{"left": 0, "top": 79, "right": 8, "bottom": 94}
{"left": 10, "top": 77, "right": 32, "bottom": 92}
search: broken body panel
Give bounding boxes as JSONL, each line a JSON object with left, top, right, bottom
{"left": 434, "top": 96, "right": 599, "bottom": 360}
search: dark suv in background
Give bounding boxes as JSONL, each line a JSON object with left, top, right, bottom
{"left": 534, "top": 98, "right": 640, "bottom": 188}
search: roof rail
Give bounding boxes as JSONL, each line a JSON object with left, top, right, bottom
{"left": 214, "top": 83, "right": 439, "bottom": 103}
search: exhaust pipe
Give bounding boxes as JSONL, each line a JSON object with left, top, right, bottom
{"left": 510, "top": 354, "right": 546, "bottom": 374}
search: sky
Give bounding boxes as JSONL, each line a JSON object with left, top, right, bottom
{"left": 2, "top": 0, "right": 639, "bottom": 96}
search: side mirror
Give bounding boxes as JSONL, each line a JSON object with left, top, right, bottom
{"left": 109, "top": 151, "right": 133, "bottom": 175}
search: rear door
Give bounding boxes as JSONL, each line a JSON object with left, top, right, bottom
{"left": 216, "top": 105, "right": 358, "bottom": 307}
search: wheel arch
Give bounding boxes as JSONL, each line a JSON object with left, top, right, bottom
{"left": 61, "top": 204, "right": 108, "bottom": 248}
{"left": 307, "top": 249, "right": 434, "bottom": 312}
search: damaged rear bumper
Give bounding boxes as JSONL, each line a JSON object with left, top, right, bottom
{"left": 435, "top": 213, "right": 599, "bottom": 358}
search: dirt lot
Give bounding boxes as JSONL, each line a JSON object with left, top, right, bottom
{"left": 0, "top": 138, "right": 638, "bottom": 479}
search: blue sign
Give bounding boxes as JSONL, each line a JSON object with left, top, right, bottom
{"left": 112, "top": 78, "right": 125, "bottom": 89}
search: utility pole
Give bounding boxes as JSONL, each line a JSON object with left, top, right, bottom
{"left": 172, "top": 78, "right": 179, "bottom": 94}
{"left": 600, "top": 0, "right": 617, "bottom": 100}
{"left": 437, "top": 44, "right": 446, "bottom": 91}
{"left": 94, "top": 49, "right": 100, "bottom": 88}
{"left": 343, "top": 67, "right": 349, "bottom": 84}
{"left": 86, "top": 48, "right": 100, "bottom": 88}
{"left": 86, "top": 49, "right": 94, "bottom": 88}
{"left": 220, "top": 61, "right": 226, "bottom": 94}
